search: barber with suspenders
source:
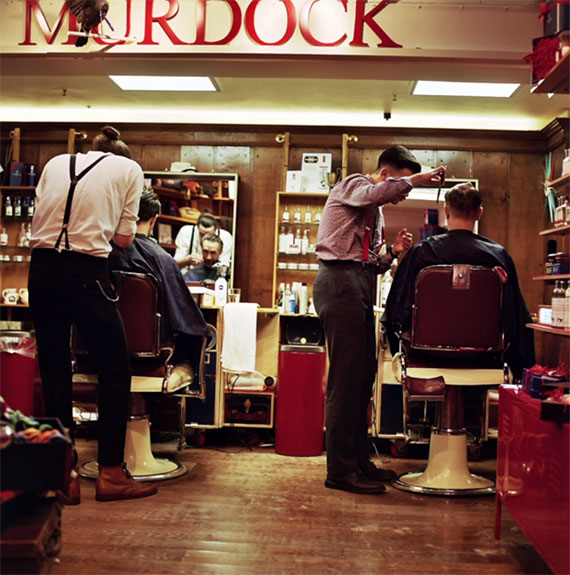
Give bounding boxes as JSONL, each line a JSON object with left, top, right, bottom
{"left": 29, "top": 126, "right": 157, "bottom": 503}
{"left": 314, "top": 146, "right": 446, "bottom": 495}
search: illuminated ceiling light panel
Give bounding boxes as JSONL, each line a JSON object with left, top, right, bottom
{"left": 109, "top": 75, "right": 218, "bottom": 91}
{"left": 412, "top": 81, "right": 519, "bottom": 98}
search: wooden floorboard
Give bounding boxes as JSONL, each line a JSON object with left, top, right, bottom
{"left": 51, "top": 437, "right": 552, "bottom": 575}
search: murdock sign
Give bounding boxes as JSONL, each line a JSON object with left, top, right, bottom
{"left": 6, "top": 0, "right": 403, "bottom": 53}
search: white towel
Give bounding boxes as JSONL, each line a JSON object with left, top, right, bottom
{"left": 222, "top": 303, "right": 258, "bottom": 373}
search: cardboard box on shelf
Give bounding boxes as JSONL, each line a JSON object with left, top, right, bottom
{"left": 301, "top": 153, "right": 332, "bottom": 194}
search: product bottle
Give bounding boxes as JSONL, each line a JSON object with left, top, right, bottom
{"left": 299, "top": 283, "right": 308, "bottom": 315}
{"left": 381, "top": 270, "right": 393, "bottom": 308}
{"left": 17, "top": 222, "right": 26, "bottom": 247}
{"left": 215, "top": 267, "right": 228, "bottom": 307}
{"left": 27, "top": 197, "right": 35, "bottom": 218}
{"left": 285, "top": 226, "right": 294, "bottom": 253}
{"left": 304, "top": 206, "right": 312, "bottom": 224}
{"left": 293, "top": 206, "right": 302, "bottom": 223}
{"left": 284, "top": 283, "right": 292, "bottom": 313}
{"left": 13, "top": 196, "right": 21, "bottom": 218}
{"left": 277, "top": 282, "right": 285, "bottom": 313}
{"left": 25, "top": 222, "right": 32, "bottom": 246}
{"left": 289, "top": 229, "right": 301, "bottom": 255}
{"left": 315, "top": 208, "right": 322, "bottom": 224}
{"left": 282, "top": 205, "right": 290, "bottom": 223}
{"left": 290, "top": 283, "right": 299, "bottom": 313}
{"left": 552, "top": 281, "right": 562, "bottom": 328}
{"left": 0, "top": 227, "right": 8, "bottom": 246}
{"left": 4, "top": 196, "right": 13, "bottom": 218}
{"left": 278, "top": 226, "right": 287, "bottom": 253}
{"left": 300, "top": 229, "right": 309, "bottom": 255}
{"left": 564, "top": 280, "right": 570, "bottom": 329}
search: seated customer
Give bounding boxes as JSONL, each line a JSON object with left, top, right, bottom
{"left": 174, "top": 210, "right": 233, "bottom": 275}
{"left": 381, "top": 183, "right": 534, "bottom": 380}
{"left": 110, "top": 189, "right": 208, "bottom": 365}
{"left": 184, "top": 234, "right": 225, "bottom": 283}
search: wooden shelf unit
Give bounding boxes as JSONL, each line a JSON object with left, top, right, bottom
{"left": 531, "top": 51, "right": 570, "bottom": 94}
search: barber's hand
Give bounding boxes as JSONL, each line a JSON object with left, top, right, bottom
{"left": 392, "top": 228, "right": 413, "bottom": 256}
{"left": 409, "top": 166, "right": 447, "bottom": 188}
{"left": 188, "top": 254, "right": 203, "bottom": 266}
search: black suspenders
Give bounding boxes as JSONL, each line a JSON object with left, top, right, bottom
{"left": 55, "top": 154, "right": 110, "bottom": 250}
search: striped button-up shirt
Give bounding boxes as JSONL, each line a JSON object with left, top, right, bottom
{"left": 316, "top": 173, "right": 412, "bottom": 272}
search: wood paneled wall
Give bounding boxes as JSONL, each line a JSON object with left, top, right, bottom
{"left": 2, "top": 120, "right": 568, "bottom": 365}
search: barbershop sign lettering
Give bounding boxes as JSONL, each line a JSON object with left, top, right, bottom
{"left": 7, "top": 0, "right": 403, "bottom": 54}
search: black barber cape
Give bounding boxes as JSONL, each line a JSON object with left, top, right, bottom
{"left": 110, "top": 234, "right": 208, "bottom": 340}
{"left": 381, "top": 229, "right": 535, "bottom": 379}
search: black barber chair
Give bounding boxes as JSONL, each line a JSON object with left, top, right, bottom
{"left": 72, "top": 271, "right": 206, "bottom": 481}
{"left": 391, "top": 264, "right": 509, "bottom": 496}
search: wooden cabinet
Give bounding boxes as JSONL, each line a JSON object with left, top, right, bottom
{"left": 0, "top": 186, "right": 34, "bottom": 323}
{"left": 495, "top": 385, "right": 569, "bottom": 575}
{"left": 273, "top": 192, "right": 327, "bottom": 310}
{"left": 144, "top": 171, "right": 238, "bottom": 286}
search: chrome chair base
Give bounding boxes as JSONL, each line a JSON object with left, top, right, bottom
{"left": 391, "top": 430, "right": 495, "bottom": 496}
{"left": 78, "top": 417, "right": 188, "bottom": 482}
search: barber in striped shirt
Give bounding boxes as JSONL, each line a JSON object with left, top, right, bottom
{"left": 314, "top": 146, "right": 445, "bottom": 495}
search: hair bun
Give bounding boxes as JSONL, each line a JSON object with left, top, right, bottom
{"left": 101, "top": 126, "right": 120, "bottom": 141}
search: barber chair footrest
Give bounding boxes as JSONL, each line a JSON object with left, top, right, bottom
{"left": 391, "top": 432, "right": 494, "bottom": 496}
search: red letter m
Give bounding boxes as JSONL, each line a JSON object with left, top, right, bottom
{"left": 19, "top": 0, "right": 76, "bottom": 46}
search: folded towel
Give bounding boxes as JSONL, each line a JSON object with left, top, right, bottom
{"left": 222, "top": 303, "right": 258, "bottom": 373}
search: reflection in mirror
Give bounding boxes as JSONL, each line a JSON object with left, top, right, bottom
{"left": 143, "top": 171, "right": 238, "bottom": 291}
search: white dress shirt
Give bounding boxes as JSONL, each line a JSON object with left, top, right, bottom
{"left": 31, "top": 151, "right": 143, "bottom": 258}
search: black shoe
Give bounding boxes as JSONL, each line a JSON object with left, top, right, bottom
{"left": 359, "top": 458, "right": 397, "bottom": 482}
{"left": 325, "top": 472, "right": 386, "bottom": 494}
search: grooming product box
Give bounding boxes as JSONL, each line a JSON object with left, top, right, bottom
{"left": 544, "top": 0, "right": 570, "bottom": 37}
{"left": 300, "top": 153, "right": 332, "bottom": 194}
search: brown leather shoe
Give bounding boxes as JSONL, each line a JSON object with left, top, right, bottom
{"left": 325, "top": 472, "right": 386, "bottom": 494}
{"left": 359, "top": 457, "right": 397, "bottom": 482}
{"left": 57, "top": 466, "right": 81, "bottom": 505}
{"left": 95, "top": 463, "right": 158, "bottom": 502}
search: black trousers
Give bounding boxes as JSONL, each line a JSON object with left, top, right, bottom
{"left": 313, "top": 262, "right": 377, "bottom": 476}
{"left": 28, "top": 249, "right": 131, "bottom": 467}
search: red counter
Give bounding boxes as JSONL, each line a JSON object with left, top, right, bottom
{"left": 495, "top": 385, "right": 569, "bottom": 574}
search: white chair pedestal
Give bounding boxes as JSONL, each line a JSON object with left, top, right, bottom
{"left": 78, "top": 416, "right": 188, "bottom": 482}
{"left": 392, "top": 429, "right": 494, "bottom": 496}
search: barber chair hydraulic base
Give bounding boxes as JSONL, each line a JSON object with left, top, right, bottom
{"left": 78, "top": 416, "right": 188, "bottom": 482}
{"left": 392, "top": 429, "right": 494, "bottom": 496}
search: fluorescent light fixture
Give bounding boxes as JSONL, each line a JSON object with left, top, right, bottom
{"left": 412, "top": 81, "right": 519, "bottom": 98}
{"left": 109, "top": 75, "right": 218, "bottom": 92}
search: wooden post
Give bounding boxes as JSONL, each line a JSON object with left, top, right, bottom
{"left": 9, "top": 128, "right": 21, "bottom": 163}
{"left": 277, "top": 132, "right": 290, "bottom": 192}
{"left": 67, "top": 128, "right": 76, "bottom": 154}
{"left": 341, "top": 133, "right": 358, "bottom": 179}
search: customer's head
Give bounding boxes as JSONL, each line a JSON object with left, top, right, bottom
{"left": 201, "top": 233, "right": 224, "bottom": 267}
{"left": 138, "top": 188, "right": 161, "bottom": 222}
{"left": 445, "top": 183, "right": 483, "bottom": 220}
{"left": 377, "top": 146, "right": 421, "bottom": 177}
{"left": 92, "top": 126, "right": 131, "bottom": 158}
{"left": 444, "top": 183, "right": 483, "bottom": 231}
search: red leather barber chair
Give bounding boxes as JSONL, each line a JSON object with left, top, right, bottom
{"left": 72, "top": 271, "right": 206, "bottom": 481}
{"left": 391, "top": 264, "right": 509, "bottom": 496}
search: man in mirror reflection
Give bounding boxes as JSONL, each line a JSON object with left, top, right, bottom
{"left": 174, "top": 209, "right": 233, "bottom": 276}
{"left": 184, "top": 234, "right": 226, "bottom": 283}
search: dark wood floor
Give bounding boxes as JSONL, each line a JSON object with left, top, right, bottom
{"left": 52, "top": 434, "right": 551, "bottom": 575}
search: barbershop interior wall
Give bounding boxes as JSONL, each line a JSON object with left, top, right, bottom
{"left": 2, "top": 121, "right": 567, "bottom": 365}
